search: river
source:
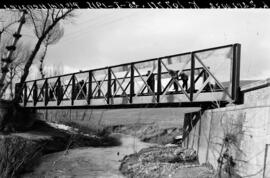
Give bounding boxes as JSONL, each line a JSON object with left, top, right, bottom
{"left": 23, "top": 134, "right": 156, "bottom": 178}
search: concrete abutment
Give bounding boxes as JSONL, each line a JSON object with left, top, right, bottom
{"left": 183, "top": 79, "right": 270, "bottom": 177}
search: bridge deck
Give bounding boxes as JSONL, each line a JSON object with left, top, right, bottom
{"left": 22, "top": 91, "right": 229, "bottom": 109}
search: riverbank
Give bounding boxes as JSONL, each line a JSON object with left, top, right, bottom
{"left": 22, "top": 134, "right": 155, "bottom": 178}
{"left": 1, "top": 119, "right": 229, "bottom": 178}
{"left": 0, "top": 120, "right": 120, "bottom": 177}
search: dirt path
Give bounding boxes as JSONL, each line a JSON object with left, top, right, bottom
{"left": 23, "top": 134, "right": 155, "bottom": 178}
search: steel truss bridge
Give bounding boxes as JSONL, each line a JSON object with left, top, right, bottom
{"left": 16, "top": 43, "right": 241, "bottom": 109}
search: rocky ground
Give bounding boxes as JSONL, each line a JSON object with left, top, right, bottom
{"left": 105, "top": 123, "right": 218, "bottom": 178}
{"left": 119, "top": 144, "right": 215, "bottom": 178}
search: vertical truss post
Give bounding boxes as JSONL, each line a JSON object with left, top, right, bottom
{"left": 130, "top": 63, "right": 134, "bottom": 104}
{"left": 107, "top": 67, "right": 111, "bottom": 104}
{"left": 15, "top": 83, "right": 21, "bottom": 103}
{"left": 190, "top": 53, "right": 195, "bottom": 102}
{"left": 113, "top": 79, "right": 117, "bottom": 94}
{"left": 87, "top": 71, "right": 92, "bottom": 105}
{"left": 33, "top": 81, "right": 37, "bottom": 106}
{"left": 98, "top": 81, "right": 101, "bottom": 97}
{"left": 157, "top": 58, "right": 162, "bottom": 103}
{"left": 23, "top": 83, "right": 27, "bottom": 106}
{"left": 44, "top": 79, "right": 48, "bottom": 106}
{"left": 232, "top": 43, "right": 241, "bottom": 103}
{"left": 57, "top": 77, "right": 61, "bottom": 106}
{"left": 71, "top": 74, "right": 75, "bottom": 106}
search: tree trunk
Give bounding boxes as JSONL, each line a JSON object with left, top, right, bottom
{"left": 13, "top": 10, "right": 73, "bottom": 103}
{"left": 0, "top": 11, "right": 26, "bottom": 98}
{"left": 39, "top": 42, "right": 49, "bottom": 79}
{"left": 13, "top": 38, "right": 44, "bottom": 103}
{"left": 9, "top": 66, "right": 14, "bottom": 99}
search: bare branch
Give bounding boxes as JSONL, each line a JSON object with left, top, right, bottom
{"left": 55, "top": 9, "right": 61, "bottom": 21}
{"left": 13, "top": 9, "right": 75, "bottom": 102}
{"left": 41, "top": 9, "right": 50, "bottom": 35}
{"left": 29, "top": 11, "right": 39, "bottom": 38}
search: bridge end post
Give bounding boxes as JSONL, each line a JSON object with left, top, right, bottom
{"left": 23, "top": 83, "right": 27, "bottom": 107}
{"left": 44, "top": 79, "right": 48, "bottom": 106}
{"left": 130, "top": 64, "right": 134, "bottom": 104}
{"left": 107, "top": 67, "right": 111, "bottom": 105}
{"left": 87, "top": 71, "right": 92, "bottom": 105}
{"left": 71, "top": 74, "right": 75, "bottom": 106}
{"left": 190, "top": 53, "right": 195, "bottom": 102}
{"left": 157, "top": 58, "right": 161, "bottom": 103}
{"left": 33, "top": 81, "right": 37, "bottom": 106}
{"left": 56, "top": 77, "right": 61, "bottom": 106}
{"left": 232, "top": 43, "right": 241, "bottom": 103}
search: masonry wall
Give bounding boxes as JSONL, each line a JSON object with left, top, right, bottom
{"left": 184, "top": 85, "right": 270, "bottom": 177}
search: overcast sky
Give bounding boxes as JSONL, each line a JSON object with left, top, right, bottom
{"left": 26, "top": 9, "right": 270, "bottom": 80}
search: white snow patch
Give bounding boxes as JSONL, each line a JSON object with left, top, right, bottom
{"left": 46, "top": 122, "right": 100, "bottom": 138}
{"left": 47, "top": 122, "right": 75, "bottom": 133}
{"left": 165, "top": 143, "right": 178, "bottom": 147}
{"left": 174, "top": 135, "right": 183, "bottom": 140}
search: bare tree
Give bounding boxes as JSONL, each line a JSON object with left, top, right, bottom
{"left": 0, "top": 10, "right": 27, "bottom": 97}
{"left": 0, "top": 9, "right": 75, "bottom": 132}
{"left": 7, "top": 9, "right": 74, "bottom": 102}
{"left": 39, "top": 23, "right": 64, "bottom": 79}
{"left": 0, "top": 32, "right": 31, "bottom": 99}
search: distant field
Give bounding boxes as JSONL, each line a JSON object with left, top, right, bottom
{"left": 41, "top": 107, "right": 201, "bottom": 129}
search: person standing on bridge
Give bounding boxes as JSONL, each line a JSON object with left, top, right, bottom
{"left": 180, "top": 72, "right": 189, "bottom": 91}
{"left": 169, "top": 70, "right": 179, "bottom": 92}
{"left": 146, "top": 70, "right": 155, "bottom": 94}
